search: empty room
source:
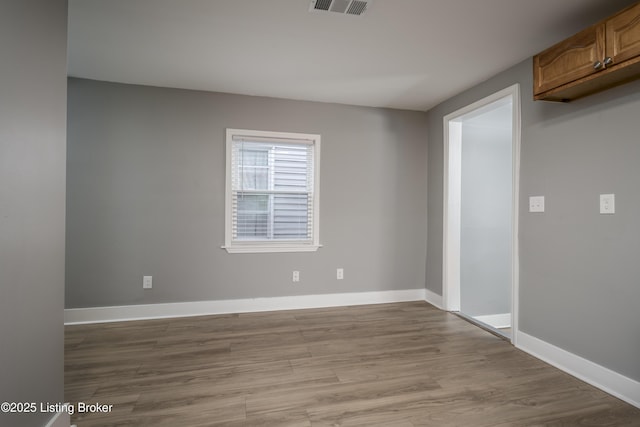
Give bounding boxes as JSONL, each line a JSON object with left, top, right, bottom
{"left": 2, "top": 0, "right": 640, "bottom": 426}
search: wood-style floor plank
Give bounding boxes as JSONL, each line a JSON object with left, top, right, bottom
{"left": 65, "top": 302, "right": 640, "bottom": 426}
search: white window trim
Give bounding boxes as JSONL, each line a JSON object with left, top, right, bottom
{"left": 223, "top": 128, "right": 321, "bottom": 254}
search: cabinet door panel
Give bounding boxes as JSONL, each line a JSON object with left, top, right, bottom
{"left": 534, "top": 24, "right": 605, "bottom": 95}
{"left": 606, "top": 2, "right": 640, "bottom": 65}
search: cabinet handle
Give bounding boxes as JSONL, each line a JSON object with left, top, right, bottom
{"left": 593, "top": 61, "right": 603, "bottom": 70}
{"left": 604, "top": 57, "right": 613, "bottom": 66}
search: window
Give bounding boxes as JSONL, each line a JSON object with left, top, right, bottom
{"left": 224, "top": 129, "right": 321, "bottom": 253}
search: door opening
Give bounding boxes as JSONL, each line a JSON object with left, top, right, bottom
{"left": 443, "top": 85, "right": 520, "bottom": 343}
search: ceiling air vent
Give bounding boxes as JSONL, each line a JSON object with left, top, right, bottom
{"left": 309, "top": 0, "right": 371, "bottom": 16}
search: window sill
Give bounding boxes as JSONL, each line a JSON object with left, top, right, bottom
{"left": 222, "top": 244, "right": 322, "bottom": 254}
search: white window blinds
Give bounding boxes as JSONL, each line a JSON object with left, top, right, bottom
{"left": 225, "top": 129, "right": 320, "bottom": 253}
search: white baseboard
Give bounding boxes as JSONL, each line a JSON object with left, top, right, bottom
{"left": 424, "top": 288, "right": 444, "bottom": 309}
{"left": 473, "top": 313, "right": 511, "bottom": 329}
{"left": 64, "top": 288, "right": 427, "bottom": 325}
{"left": 43, "top": 403, "right": 71, "bottom": 427}
{"left": 516, "top": 330, "right": 640, "bottom": 409}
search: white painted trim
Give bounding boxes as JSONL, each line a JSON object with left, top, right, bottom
{"left": 442, "top": 119, "right": 462, "bottom": 312}
{"left": 424, "top": 288, "right": 444, "bottom": 310}
{"left": 517, "top": 331, "right": 640, "bottom": 409}
{"left": 473, "top": 313, "right": 511, "bottom": 329}
{"left": 64, "top": 289, "right": 427, "bottom": 325}
{"left": 511, "top": 84, "right": 521, "bottom": 345}
{"left": 43, "top": 403, "right": 71, "bottom": 427}
{"left": 222, "top": 244, "right": 321, "bottom": 253}
{"left": 442, "top": 84, "right": 521, "bottom": 344}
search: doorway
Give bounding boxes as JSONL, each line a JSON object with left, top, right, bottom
{"left": 443, "top": 85, "right": 520, "bottom": 343}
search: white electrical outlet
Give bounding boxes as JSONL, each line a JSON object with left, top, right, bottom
{"left": 292, "top": 271, "right": 300, "bottom": 282}
{"left": 143, "top": 275, "right": 153, "bottom": 289}
{"left": 337, "top": 268, "right": 344, "bottom": 280}
{"left": 600, "top": 194, "right": 615, "bottom": 214}
{"left": 529, "top": 196, "right": 545, "bottom": 213}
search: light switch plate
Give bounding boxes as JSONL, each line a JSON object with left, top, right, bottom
{"left": 600, "top": 194, "right": 615, "bottom": 214}
{"left": 529, "top": 196, "right": 545, "bottom": 213}
{"left": 143, "top": 275, "right": 153, "bottom": 289}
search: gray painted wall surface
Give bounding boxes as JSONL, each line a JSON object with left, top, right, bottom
{"left": 460, "top": 113, "right": 512, "bottom": 317}
{"left": 66, "top": 78, "right": 428, "bottom": 308}
{"left": 0, "top": 1, "right": 68, "bottom": 426}
{"left": 426, "top": 57, "right": 640, "bottom": 381}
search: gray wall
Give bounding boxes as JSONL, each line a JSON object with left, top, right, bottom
{"left": 460, "top": 110, "right": 512, "bottom": 317}
{"left": 66, "top": 78, "right": 428, "bottom": 308}
{"left": 426, "top": 57, "right": 640, "bottom": 381}
{"left": 0, "top": 1, "right": 68, "bottom": 426}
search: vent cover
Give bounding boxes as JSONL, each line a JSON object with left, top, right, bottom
{"left": 309, "top": 0, "right": 371, "bottom": 16}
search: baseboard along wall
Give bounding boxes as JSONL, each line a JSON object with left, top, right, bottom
{"left": 43, "top": 404, "right": 71, "bottom": 427}
{"left": 64, "top": 289, "right": 427, "bottom": 325}
{"left": 516, "top": 330, "right": 640, "bottom": 409}
{"left": 424, "top": 288, "right": 444, "bottom": 309}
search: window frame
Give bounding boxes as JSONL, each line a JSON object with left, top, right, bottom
{"left": 224, "top": 128, "right": 321, "bottom": 254}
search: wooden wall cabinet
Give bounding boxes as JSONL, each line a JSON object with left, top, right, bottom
{"left": 534, "top": 2, "right": 640, "bottom": 102}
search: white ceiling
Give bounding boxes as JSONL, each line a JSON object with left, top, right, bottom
{"left": 67, "top": 0, "right": 635, "bottom": 111}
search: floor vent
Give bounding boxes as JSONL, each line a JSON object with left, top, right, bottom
{"left": 309, "top": 0, "right": 371, "bottom": 16}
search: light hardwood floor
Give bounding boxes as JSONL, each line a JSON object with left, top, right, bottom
{"left": 65, "top": 302, "right": 640, "bottom": 426}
